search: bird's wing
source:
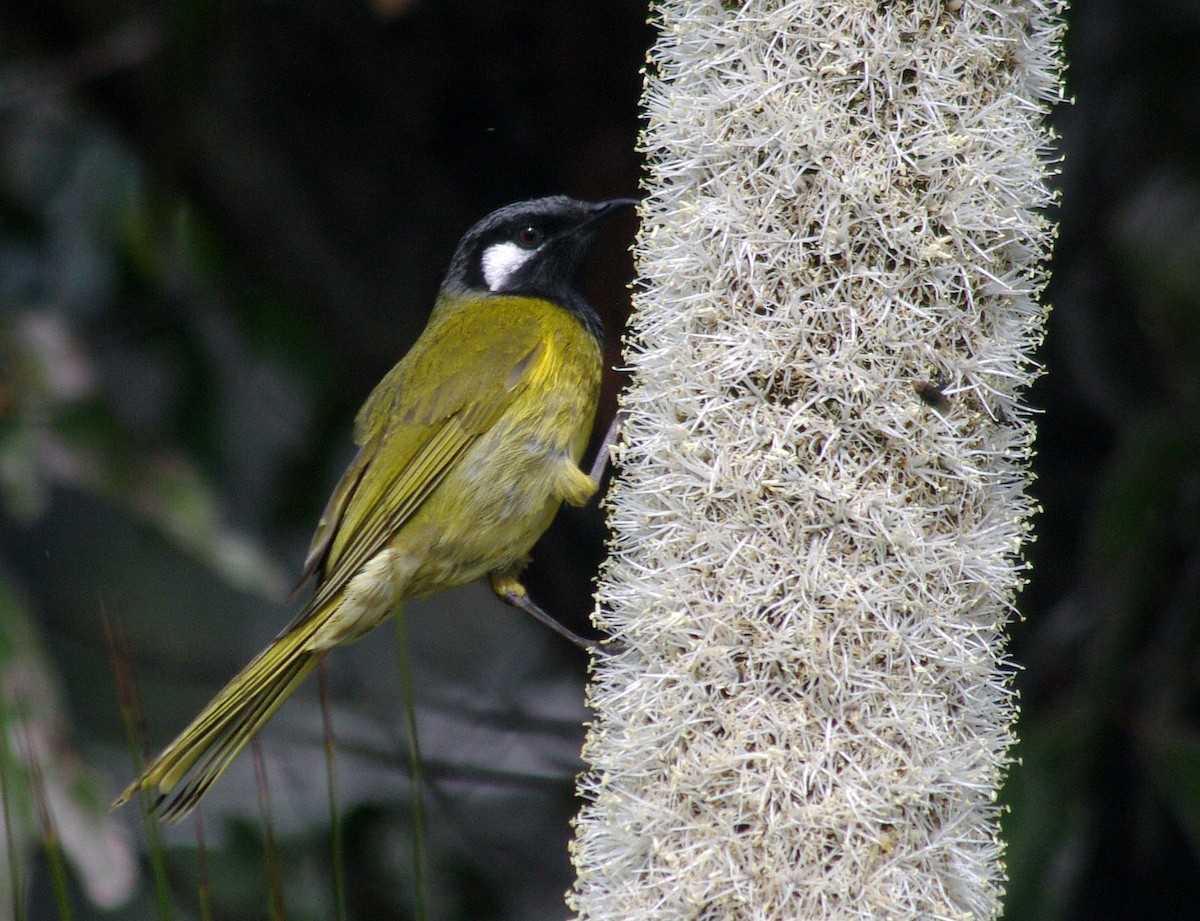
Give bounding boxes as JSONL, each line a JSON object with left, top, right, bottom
{"left": 290, "top": 297, "right": 550, "bottom": 627}
{"left": 294, "top": 435, "right": 377, "bottom": 593}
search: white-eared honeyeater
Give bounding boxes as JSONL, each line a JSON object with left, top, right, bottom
{"left": 115, "top": 196, "right": 635, "bottom": 821}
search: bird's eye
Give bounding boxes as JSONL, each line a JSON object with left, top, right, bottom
{"left": 516, "top": 225, "right": 544, "bottom": 249}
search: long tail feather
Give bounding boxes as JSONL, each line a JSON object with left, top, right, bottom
{"left": 115, "top": 621, "right": 323, "bottom": 823}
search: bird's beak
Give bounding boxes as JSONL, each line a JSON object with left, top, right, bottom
{"left": 587, "top": 198, "right": 640, "bottom": 220}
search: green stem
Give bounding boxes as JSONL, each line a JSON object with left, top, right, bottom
{"left": 102, "top": 609, "right": 174, "bottom": 920}
{"left": 0, "top": 704, "right": 26, "bottom": 921}
{"left": 394, "top": 609, "right": 428, "bottom": 921}
{"left": 136, "top": 789, "right": 176, "bottom": 921}
{"left": 18, "top": 713, "right": 73, "bottom": 921}
{"left": 318, "top": 662, "right": 347, "bottom": 921}
{"left": 193, "top": 809, "right": 213, "bottom": 921}
{"left": 251, "top": 739, "right": 286, "bottom": 921}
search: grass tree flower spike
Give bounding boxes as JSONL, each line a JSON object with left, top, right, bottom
{"left": 572, "top": 1, "right": 1063, "bottom": 919}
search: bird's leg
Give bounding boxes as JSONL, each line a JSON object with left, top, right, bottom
{"left": 496, "top": 409, "right": 630, "bottom": 652}
{"left": 587, "top": 409, "right": 628, "bottom": 487}
{"left": 556, "top": 461, "right": 599, "bottom": 508}
{"left": 489, "top": 571, "right": 597, "bottom": 651}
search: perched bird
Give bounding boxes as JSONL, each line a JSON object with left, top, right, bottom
{"left": 115, "top": 195, "right": 634, "bottom": 821}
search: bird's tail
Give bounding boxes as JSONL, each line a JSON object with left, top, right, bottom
{"left": 114, "top": 618, "right": 323, "bottom": 823}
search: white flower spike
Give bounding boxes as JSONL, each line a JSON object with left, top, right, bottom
{"left": 572, "top": 1, "right": 1063, "bottom": 919}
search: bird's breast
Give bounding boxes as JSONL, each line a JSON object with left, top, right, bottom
{"left": 397, "top": 313, "right": 602, "bottom": 596}
{"left": 457, "top": 325, "right": 601, "bottom": 519}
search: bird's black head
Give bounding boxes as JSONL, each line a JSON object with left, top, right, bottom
{"left": 441, "top": 196, "right": 635, "bottom": 334}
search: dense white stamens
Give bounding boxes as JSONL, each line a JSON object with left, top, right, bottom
{"left": 481, "top": 241, "right": 535, "bottom": 292}
{"left": 571, "top": 1, "right": 1062, "bottom": 919}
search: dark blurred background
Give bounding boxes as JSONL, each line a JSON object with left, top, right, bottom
{"left": 0, "top": 1, "right": 1196, "bottom": 919}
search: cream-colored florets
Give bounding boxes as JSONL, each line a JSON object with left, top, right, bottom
{"left": 572, "top": 1, "right": 1061, "bottom": 919}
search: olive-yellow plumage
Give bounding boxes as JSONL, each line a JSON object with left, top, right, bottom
{"left": 115, "top": 196, "right": 632, "bottom": 820}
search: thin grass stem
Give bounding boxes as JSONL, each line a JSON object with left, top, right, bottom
{"left": 0, "top": 701, "right": 26, "bottom": 921}
{"left": 101, "top": 608, "right": 174, "bottom": 920}
{"left": 251, "top": 739, "right": 286, "bottom": 921}
{"left": 18, "top": 709, "right": 73, "bottom": 921}
{"left": 394, "top": 609, "right": 428, "bottom": 921}
{"left": 192, "top": 809, "right": 212, "bottom": 921}
{"left": 317, "top": 661, "right": 348, "bottom": 921}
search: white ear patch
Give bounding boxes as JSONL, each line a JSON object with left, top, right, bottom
{"left": 481, "top": 241, "right": 536, "bottom": 292}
